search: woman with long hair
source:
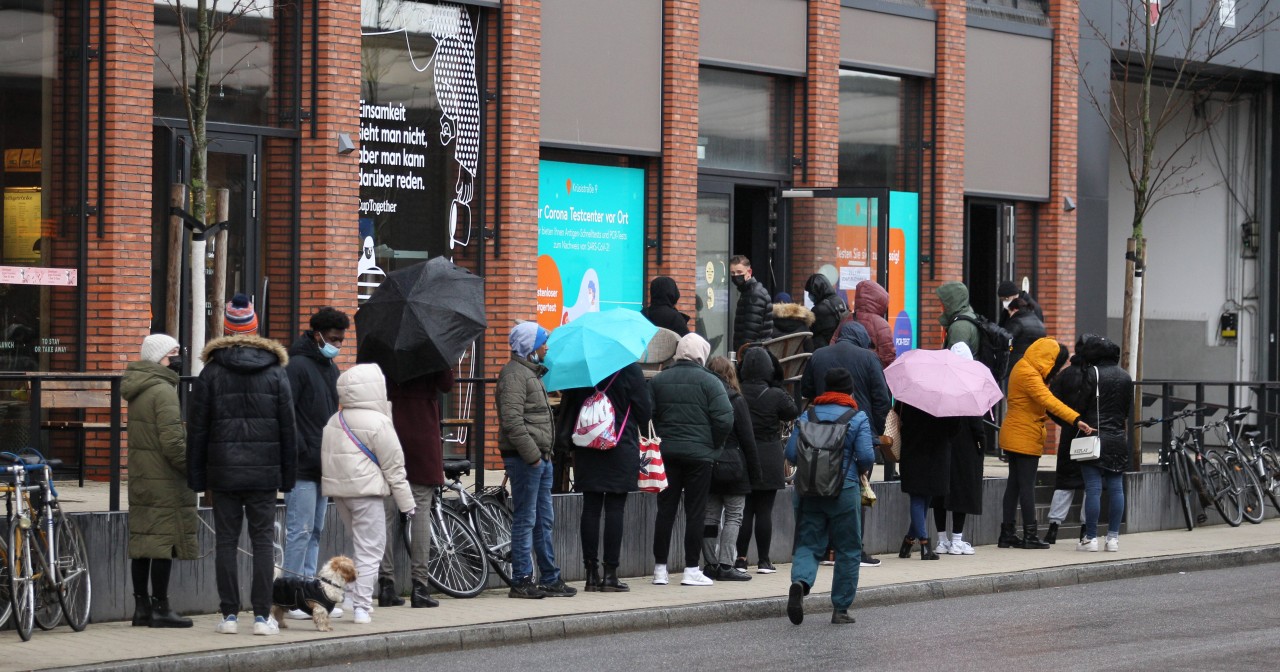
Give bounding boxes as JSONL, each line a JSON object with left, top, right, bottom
{"left": 701, "top": 356, "right": 762, "bottom": 581}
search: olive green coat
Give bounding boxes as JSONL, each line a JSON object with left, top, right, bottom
{"left": 122, "top": 360, "right": 198, "bottom": 560}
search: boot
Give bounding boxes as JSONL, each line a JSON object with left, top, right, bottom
{"left": 898, "top": 536, "right": 916, "bottom": 559}
{"left": 998, "top": 523, "right": 1024, "bottom": 549}
{"left": 378, "top": 577, "right": 405, "bottom": 607}
{"left": 131, "top": 593, "right": 151, "bottom": 627}
{"left": 600, "top": 563, "right": 630, "bottom": 593}
{"left": 583, "top": 561, "right": 602, "bottom": 592}
{"left": 919, "top": 538, "right": 939, "bottom": 560}
{"left": 411, "top": 580, "right": 439, "bottom": 608}
{"left": 1044, "top": 522, "right": 1059, "bottom": 545}
{"left": 148, "top": 597, "right": 193, "bottom": 628}
{"left": 1022, "top": 524, "right": 1051, "bottom": 549}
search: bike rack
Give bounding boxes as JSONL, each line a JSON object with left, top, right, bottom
{"left": 1133, "top": 379, "right": 1280, "bottom": 470}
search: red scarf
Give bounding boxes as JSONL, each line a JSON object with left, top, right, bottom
{"left": 813, "top": 391, "right": 858, "bottom": 410}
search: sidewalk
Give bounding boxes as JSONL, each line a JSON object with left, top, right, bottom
{"left": 18, "top": 519, "right": 1280, "bottom": 672}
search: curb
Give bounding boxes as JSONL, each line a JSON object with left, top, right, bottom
{"left": 55, "top": 544, "right": 1280, "bottom": 672}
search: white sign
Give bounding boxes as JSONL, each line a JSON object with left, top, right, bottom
{"left": 1219, "top": 0, "right": 1236, "bottom": 27}
{"left": 839, "top": 266, "right": 872, "bottom": 290}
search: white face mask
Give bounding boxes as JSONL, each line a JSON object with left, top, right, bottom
{"left": 1002, "top": 298, "right": 1013, "bottom": 311}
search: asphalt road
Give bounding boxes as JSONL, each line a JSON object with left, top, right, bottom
{"left": 295, "top": 563, "right": 1280, "bottom": 672}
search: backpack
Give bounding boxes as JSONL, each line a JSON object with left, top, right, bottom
{"left": 571, "top": 372, "right": 631, "bottom": 450}
{"left": 793, "top": 407, "right": 858, "bottom": 498}
{"left": 950, "top": 313, "right": 1013, "bottom": 382}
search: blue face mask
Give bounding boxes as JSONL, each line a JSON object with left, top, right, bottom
{"left": 318, "top": 334, "right": 340, "bottom": 359}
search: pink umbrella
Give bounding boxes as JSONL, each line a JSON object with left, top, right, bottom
{"left": 884, "top": 348, "right": 1003, "bottom": 417}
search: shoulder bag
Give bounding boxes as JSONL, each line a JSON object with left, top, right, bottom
{"left": 1069, "top": 367, "right": 1102, "bottom": 462}
{"left": 882, "top": 408, "right": 902, "bottom": 461}
{"left": 637, "top": 421, "right": 668, "bottom": 493}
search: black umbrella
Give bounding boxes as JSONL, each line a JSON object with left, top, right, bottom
{"left": 355, "top": 257, "right": 486, "bottom": 383}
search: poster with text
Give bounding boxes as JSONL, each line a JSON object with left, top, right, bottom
{"left": 536, "top": 160, "right": 644, "bottom": 332}
{"left": 834, "top": 192, "right": 919, "bottom": 354}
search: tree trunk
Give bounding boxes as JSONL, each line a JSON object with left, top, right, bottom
{"left": 167, "top": 185, "right": 187, "bottom": 338}
{"left": 211, "top": 188, "right": 230, "bottom": 335}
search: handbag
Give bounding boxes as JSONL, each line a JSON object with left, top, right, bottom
{"left": 882, "top": 409, "right": 902, "bottom": 461}
{"left": 637, "top": 421, "right": 668, "bottom": 493}
{"left": 712, "top": 446, "right": 746, "bottom": 485}
{"left": 1069, "top": 366, "right": 1102, "bottom": 462}
{"left": 860, "top": 473, "right": 877, "bottom": 507}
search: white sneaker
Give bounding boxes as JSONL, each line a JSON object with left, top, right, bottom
{"left": 353, "top": 607, "right": 371, "bottom": 624}
{"left": 330, "top": 606, "right": 344, "bottom": 619}
{"left": 652, "top": 564, "right": 669, "bottom": 585}
{"left": 935, "top": 537, "right": 952, "bottom": 554}
{"left": 215, "top": 614, "right": 238, "bottom": 634}
{"left": 949, "top": 540, "right": 975, "bottom": 555}
{"left": 680, "top": 566, "right": 714, "bottom": 586}
{"left": 285, "top": 608, "right": 310, "bottom": 620}
{"left": 252, "top": 616, "right": 279, "bottom": 636}
{"left": 1104, "top": 537, "right": 1119, "bottom": 552}
{"left": 1077, "top": 537, "right": 1099, "bottom": 552}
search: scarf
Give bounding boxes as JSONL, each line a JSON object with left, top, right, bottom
{"left": 813, "top": 391, "right": 858, "bottom": 410}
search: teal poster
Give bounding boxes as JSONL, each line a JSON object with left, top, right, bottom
{"left": 536, "top": 160, "right": 645, "bottom": 331}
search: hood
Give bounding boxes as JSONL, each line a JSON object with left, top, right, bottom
{"left": 648, "top": 276, "right": 680, "bottom": 307}
{"left": 1023, "top": 337, "right": 1066, "bottom": 378}
{"left": 773, "top": 302, "right": 815, "bottom": 326}
{"left": 804, "top": 273, "right": 837, "bottom": 303}
{"left": 122, "top": 360, "right": 178, "bottom": 402}
{"left": 337, "top": 363, "right": 392, "bottom": 416}
{"left": 740, "top": 345, "right": 783, "bottom": 384}
{"left": 949, "top": 342, "right": 973, "bottom": 361}
{"left": 836, "top": 320, "right": 872, "bottom": 349}
{"left": 288, "top": 332, "right": 331, "bottom": 363}
{"left": 201, "top": 334, "right": 289, "bottom": 372}
{"left": 936, "top": 282, "right": 973, "bottom": 325}
{"left": 674, "top": 332, "right": 711, "bottom": 365}
{"left": 853, "top": 280, "right": 889, "bottom": 317}
{"left": 1080, "top": 335, "right": 1121, "bottom": 366}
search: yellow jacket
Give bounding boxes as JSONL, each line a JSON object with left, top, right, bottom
{"left": 999, "top": 338, "right": 1080, "bottom": 457}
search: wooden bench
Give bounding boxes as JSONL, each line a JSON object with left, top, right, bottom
{"left": 31, "top": 377, "right": 125, "bottom": 488}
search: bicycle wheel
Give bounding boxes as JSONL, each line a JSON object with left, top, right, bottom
{"left": 55, "top": 512, "right": 91, "bottom": 631}
{"left": 1229, "top": 454, "right": 1266, "bottom": 524}
{"left": 1203, "top": 451, "right": 1243, "bottom": 527}
{"left": 0, "top": 533, "right": 11, "bottom": 630}
{"left": 426, "top": 506, "right": 488, "bottom": 598}
{"left": 1169, "top": 450, "right": 1195, "bottom": 531}
{"left": 32, "top": 538, "right": 62, "bottom": 631}
{"left": 476, "top": 495, "right": 514, "bottom": 586}
{"left": 10, "top": 522, "right": 35, "bottom": 641}
{"left": 1259, "top": 446, "right": 1280, "bottom": 511}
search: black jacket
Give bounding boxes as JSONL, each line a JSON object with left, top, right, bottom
{"left": 897, "top": 402, "right": 958, "bottom": 498}
{"left": 286, "top": 333, "right": 339, "bottom": 482}
{"left": 712, "top": 380, "right": 764, "bottom": 495}
{"left": 188, "top": 335, "right": 297, "bottom": 493}
{"left": 641, "top": 276, "right": 690, "bottom": 336}
{"left": 649, "top": 360, "right": 734, "bottom": 462}
{"left": 800, "top": 321, "right": 891, "bottom": 435}
{"left": 1006, "top": 310, "right": 1047, "bottom": 373}
{"left": 732, "top": 277, "right": 774, "bottom": 350}
{"left": 739, "top": 347, "right": 799, "bottom": 490}
{"left": 805, "top": 273, "right": 846, "bottom": 348}
{"left": 557, "top": 363, "right": 652, "bottom": 494}
{"left": 1052, "top": 337, "right": 1132, "bottom": 473}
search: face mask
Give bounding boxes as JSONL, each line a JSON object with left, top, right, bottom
{"left": 318, "top": 335, "right": 340, "bottom": 359}
{"left": 1002, "top": 299, "right": 1013, "bottom": 311}
{"left": 166, "top": 356, "right": 184, "bottom": 374}
{"left": 731, "top": 274, "right": 748, "bottom": 288}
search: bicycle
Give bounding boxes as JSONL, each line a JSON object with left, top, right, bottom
{"left": 1203, "top": 408, "right": 1266, "bottom": 524}
{"left": 0, "top": 450, "right": 92, "bottom": 640}
{"left": 1139, "top": 407, "right": 1241, "bottom": 530}
{"left": 439, "top": 459, "right": 514, "bottom": 587}
{"left": 418, "top": 459, "right": 491, "bottom": 599}
{"left": 1239, "top": 424, "right": 1280, "bottom": 511}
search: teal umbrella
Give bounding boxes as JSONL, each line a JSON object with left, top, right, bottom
{"left": 542, "top": 309, "right": 658, "bottom": 391}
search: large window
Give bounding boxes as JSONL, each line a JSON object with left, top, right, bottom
{"left": 838, "top": 70, "right": 923, "bottom": 191}
{"left": 698, "top": 68, "right": 793, "bottom": 175}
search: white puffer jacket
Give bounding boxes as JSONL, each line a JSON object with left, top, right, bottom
{"left": 320, "top": 364, "right": 415, "bottom": 513}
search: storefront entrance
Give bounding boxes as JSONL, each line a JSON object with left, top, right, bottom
{"left": 696, "top": 180, "right": 780, "bottom": 357}
{"left": 964, "top": 198, "right": 1016, "bottom": 323}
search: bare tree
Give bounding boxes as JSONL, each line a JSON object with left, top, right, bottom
{"left": 1073, "top": 0, "right": 1279, "bottom": 380}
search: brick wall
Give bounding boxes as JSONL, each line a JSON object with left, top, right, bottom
{"left": 1039, "top": 0, "right": 1080, "bottom": 348}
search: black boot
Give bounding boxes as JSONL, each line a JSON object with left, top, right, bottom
{"left": 411, "top": 580, "right": 439, "bottom": 608}
{"left": 583, "top": 561, "right": 601, "bottom": 592}
{"left": 378, "top": 577, "right": 405, "bottom": 607}
{"left": 919, "top": 538, "right": 939, "bottom": 560}
{"left": 998, "top": 523, "right": 1024, "bottom": 549}
{"left": 600, "top": 563, "right": 630, "bottom": 593}
{"left": 131, "top": 593, "right": 151, "bottom": 627}
{"left": 898, "top": 536, "right": 916, "bottom": 559}
{"left": 1022, "top": 524, "right": 1051, "bottom": 549}
{"left": 148, "top": 597, "right": 193, "bottom": 628}
{"left": 1044, "top": 522, "right": 1059, "bottom": 545}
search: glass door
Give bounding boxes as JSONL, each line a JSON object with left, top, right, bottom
{"left": 696, "top": 183, "right": 733, "bottom": 357}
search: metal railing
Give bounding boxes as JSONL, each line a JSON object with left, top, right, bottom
{"left": 1131, "top": 379, "right": 1280, "bottom": 468}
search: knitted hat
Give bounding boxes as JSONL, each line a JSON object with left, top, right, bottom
{"left": 773, "top": 292, "right": 793, "bottom": 304}
{"left": 824, "top": 367, "right": 854, "bottom": 395}
{"left": 997, "top": 280, "right": 1019, "bottom": 298}
{"left": 224, "top": 293, "right": 258, "bottom": 335}
{"left": 140, "top": 334, "right": 179, "bottom": 363}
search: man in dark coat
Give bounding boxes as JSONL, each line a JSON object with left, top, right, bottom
{"left": 1005, "top": 297, "right": 1046, "bottom": 375}
{"left": 804, "top": 273, "right": 846, "bottom": 348}
{"left": 188, "top": 326, "right": 297, "bottom": 636}
{"left": 283, "top": 307, "right": 349, "bottom": 606}
{"left": 997, "top": 279, "right": 1045, "bottom": 327}
{"left": 641, "top": 276, "right": 690, "bottom": 336}
{"left": 730, "top": 255, "right": 773, "bottom": 351}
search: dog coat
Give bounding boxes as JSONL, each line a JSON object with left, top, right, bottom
{"left": 272, "top": 575, "right": 338, "bottom": 613}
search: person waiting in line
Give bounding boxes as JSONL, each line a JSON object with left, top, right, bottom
{"left": 895, "top": 393, "right": 958, "bottom": 561}
{"left": 997, "top": 279, "right": 1044, "bottom": 329}
{"left": 932, "top": 343, "right": 987, "bottom": 556}
{"left": 830, "top": 279, "right": 897, "bottom": 370}
{"left": 641, "top": 276, "right": 690, "bottom": 336}
{"left": 804, "top": 273, "right": 846, "bottom": 350}
{"left": 734, "top": 346, "right": 799, "bottom": 574}
{"left": 1005, "top": 296, "right": 1046, "bottom": 375}
{"left": 729, "top": 255, "right": 774, "bottom": 351}
{"left": 702, "top": 356, "right": 763, "bottom": 582}
{"left": 770, "top": 292, "right": 815, "bottom": 340}
{"left": 1044, "top": 334, "right": 1097, "bottom": 544}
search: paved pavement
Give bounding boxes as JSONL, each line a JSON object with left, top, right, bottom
{"left": 15, "top": 518, "right": 1279, "bottom": 672}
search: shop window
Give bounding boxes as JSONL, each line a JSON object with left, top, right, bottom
{"left": 698, "top": 68, "right": 794, "bottom": 176}
{"left": 838, "top": 70, "right": 923, "bottom": 191}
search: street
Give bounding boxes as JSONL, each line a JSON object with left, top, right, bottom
{"left": 295, "top": 563, "right": 1280, "bottom": 672}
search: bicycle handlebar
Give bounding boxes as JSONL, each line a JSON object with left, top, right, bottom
{"left": 1137, "top": 406, "right": 1211, "bottom": 428}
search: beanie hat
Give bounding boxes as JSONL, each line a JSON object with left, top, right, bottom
{"left": 773, "top": 292, "right": 793, "bottom": 304}
{"left": 140, "top": 334, "right": 180, "bottom": 363}
{"left": 509, "top": 322, "right": 548, "bottom": 358}
{"left": 997, "top": 280, "right": 1019, "bottom": 298}
{"left": 824, "top": 367, "right": 855, "bottom": 395}
{"left": 224, "top": 293, "right": 258, "bottom": 335}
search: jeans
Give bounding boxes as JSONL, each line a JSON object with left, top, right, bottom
{"left": 212, "top": 490, "right": 276, "bottom": 619}
{"left": 1003, "top": 453, "right": 1040, "bottom": 526}
{"left": 505, "top": 457, "right": 559, "bottom": 584}
{"left": 1080, "top": 463, "right": 1125, "bottom": 539}
{"left": 736, "top": 489, "right": 778, "bottom": 563}
{"left": 580, "top": 491, "right": 627, "bottom": 566}
{"left": 791, "top": 480, "right": 863, "bottom": 611}
{"left": 907, "top": 494, "right": 930, "bottom": 539}
{"left": 701, "top": 493, "right": 745, "bottom": 568}
{"left": 283, "top": 480, "right": 327, "bottom": 577}
{"left": 653, "top": 456, "right": 713, "bottom": 569}
{"left": 334, "top": 496, "right": 385, "bottom": 611}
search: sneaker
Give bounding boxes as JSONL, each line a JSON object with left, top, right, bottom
{"left": 819, "top": 550, "right": 836, "bottom": 566}
{"left": 509, "top": 579, "right": 546, "bottom": 599}
{"left": 786, "top": 581, "right": 805, "bottom": 625}
{"left": 949, "top": 540, "right": 976, "bottom": 555}
{"left": 352, "top": 608, "right": 371, "bottom": 624}
{"left": 859, "top": 553, "right": 881, "bottom": 568}
{"left": 701, "top": 564, "right": 722, "bottom": 580}
{"left": 935, "top": 537, "right": 952, "bottom": 555}
{"left": 717, "top": 566, "right": 752, "bottom": 581}
{"left": 1077, "top": 537, "right": 1099, "bottom": 552}
{"left": 215, "top": 614, "right": 238, "bottom": 634}
{"left": 679, "top": 566, "right": 714, "bottom": 586}
{"left": 1105, "top": 537, "right": 1119, "bottom": 552}
{"left": 285, "top": 608, "right": 310, "bottom": 620}
{"left": 253, "top": 616, "right": 279, "bottom": 636}
{"left": 734, "top": 557, "right": 749, "bottom": 571}
{"left": 330, "top": 606, "right": 344, "bottom": 619}
{"left": 537, "top": 579, "right": 578, "bottom": 597}
{"left": 652, "top": 565, "right": 669, "bottom": 585}
{"left": 757, "top": 560, "right": 777, "bottom": 574}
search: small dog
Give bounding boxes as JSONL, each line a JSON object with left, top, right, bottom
{"left": 270, "top": 555, "right": 356, "bottom": 632}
